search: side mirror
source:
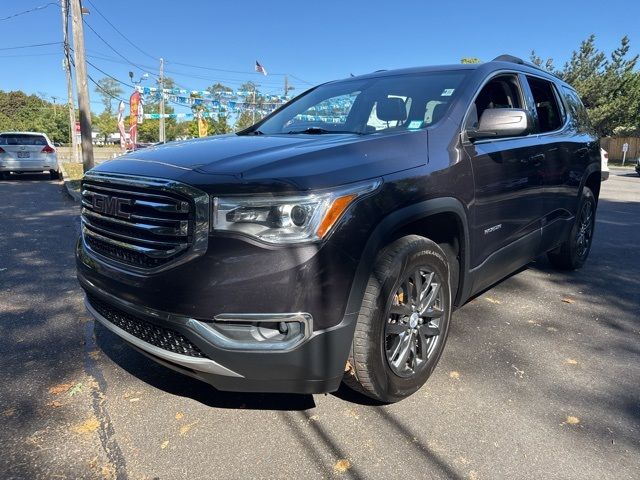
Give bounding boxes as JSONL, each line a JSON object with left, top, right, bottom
{"left": 467, "top": 108, "right": 531, "bottom": 140}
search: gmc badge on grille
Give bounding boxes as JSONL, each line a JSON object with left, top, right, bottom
{"left": 92, "top": 193, "right": 132, "bottom": 219}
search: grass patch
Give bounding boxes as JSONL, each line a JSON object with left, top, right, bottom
{"left": 61, "top": 162, "right": 84, "bottom": 180}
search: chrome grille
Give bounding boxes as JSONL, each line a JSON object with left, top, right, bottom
{"left": 80, "top": 173, "right": 209, "bottom": 272}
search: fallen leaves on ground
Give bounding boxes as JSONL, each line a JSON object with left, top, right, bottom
{"left": 48, "top": 382, "right": 74, "bottom": 395}
{"left": 561, "top": 297, "right": 576, "bottom": 304}
{"left": 344, "top": 408, "right": 359, "bottom": 419}
{"left": 449, "top": 371, "right": 461, "bottom": 380}
{"left": 75, "top": 417, "right": 100, "bottom": 434}
{"left": 179, "top": 422, "right": 197, "bottom": 436}
{"left": 565, "top": 416, "right": 580, "bottom": 425}
{"left": 129, "top": 398, "right": 140, "bottom": 403}
{"left": 565, "top": 358, "right": 578, "bottom": 365}
{"left": 333, "top": 459, "right": 351, "bottom": 473}
{"left": 161, "top": 440, "right": 169, "bottom": 449}
{"left": 2, "top": 407, "right": 16, "bottom": 417}
{"left": 175, "top": 412, "right": 184, "bottom": 420}
{"left": 47, "top": 400, "right": 64, "bottom": 408}
{"left": 485, "top": 297, "right": 501, "bottom": 304}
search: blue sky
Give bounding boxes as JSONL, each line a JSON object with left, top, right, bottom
{"left": 1, "top": 0, "right": 638, "bottom": 114}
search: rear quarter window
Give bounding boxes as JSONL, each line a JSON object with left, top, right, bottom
{"left": 560, "top": 87, "right": 593, "bottom": 133}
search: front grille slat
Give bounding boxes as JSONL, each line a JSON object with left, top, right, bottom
{"left": 80, "top": 174, "right": 206, "bottom": 271}
{"left": 87, "top": 294, "right": 207, "bottom": 359}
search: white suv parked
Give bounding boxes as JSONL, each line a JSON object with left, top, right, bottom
{"left": 0, "top": 132, "right": 60, "bottom": 180}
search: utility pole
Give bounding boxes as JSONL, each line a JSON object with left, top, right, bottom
{"left": 284, "top": 75, "right": 288, "bottom": 99}
{"left": 61, "top": 0, "right": 79, "bottom": 163}
{"left": 159, "top": 58, "right": 165, "bottom": 143}
{"left": 70, "top": 0, "right": 94, "bottom": 171}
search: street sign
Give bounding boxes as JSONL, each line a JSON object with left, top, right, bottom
{"left": 622, "top": 142, "right": 629, "bottom": 165}
{"left": 75, "top": 121, "right": 81, "bottom": 133}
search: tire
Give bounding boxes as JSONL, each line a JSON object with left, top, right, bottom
{"left": 547, "top": 187, "right": 596, "bottom": 270}
{"left": 344, "top": 235, "right": 452, "bottom": 403}
{"left": 0, "top": 172, "right": 6, "bottom": 180}
{"left": 50, "top": 169, "right": 60, "bottom": 180}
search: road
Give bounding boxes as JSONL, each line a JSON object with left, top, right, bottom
{"left": 1, "top": 170, "right": 638, "bottom": 480}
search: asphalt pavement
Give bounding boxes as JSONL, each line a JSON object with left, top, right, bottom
{"left": 0, "top": 169, "right": 638, "bottom": 480}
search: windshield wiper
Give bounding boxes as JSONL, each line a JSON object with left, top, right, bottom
{"left": 286, "top": 127, "right": 361, "bottom": 135}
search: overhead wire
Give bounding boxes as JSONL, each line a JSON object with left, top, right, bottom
{"left": 0, "top": 2, "right": 59, "bottom": 22}
{"left": 0, "top": 41, "right": 62, "bottom": 51}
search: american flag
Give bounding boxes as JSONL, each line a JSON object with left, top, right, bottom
{"left": 255, "top": 60, "right": 267, "bottom": 76}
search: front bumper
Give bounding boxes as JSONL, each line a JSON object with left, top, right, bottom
{"left": 80, "top": 276, "right": 357, "bottom": 393}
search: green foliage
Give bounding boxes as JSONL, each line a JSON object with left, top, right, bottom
{"left": 461, "top": 57, "right": 482, "bottom": 64}
{"left": 531, "top": 35, "right": 640, "bottom": 136}
{"left": 92, "top": 111, "right": 117, "bottom": 143}
{"left": 0, "top": 90, "right": 70, "bottom": 143}
{"left": 94, "top": 77, "right": 123, "bottom": 114}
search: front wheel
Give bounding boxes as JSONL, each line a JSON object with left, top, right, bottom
{"left": 344, "top": 235, "right": 452, "bottom": 403}
{"left": 547, "top": 186, "right": 596, "bottom": 270}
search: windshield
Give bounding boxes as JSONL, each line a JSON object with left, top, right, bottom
{"left": 245, "top": 71, "right": 468, "bottom": 135}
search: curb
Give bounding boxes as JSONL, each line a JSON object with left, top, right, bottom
{"left": 59, "top": 163, "right": 82, "bottom": 203}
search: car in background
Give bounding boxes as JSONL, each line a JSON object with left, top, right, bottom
{"left": 600, "top": 148, "right": 609, "bottom": 181}
{"left": 0, "top": 132, "right": 60, "bottom": 180}
{"left": 635, "top": 158, "right": 640, "bottom": 176}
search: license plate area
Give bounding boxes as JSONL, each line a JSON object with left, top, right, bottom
{"left": 17, "top": 152, "right": 30, "bottom": 159}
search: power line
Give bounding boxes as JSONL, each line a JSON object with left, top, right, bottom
{"left": 0, "top": 41, "right": 62, "bottom": 51}
{"left": 70, "top": 55, "right": 130, "bottom": 105}
{"left": 83, "top": 19, "right": 156, "bottom": 76}
{"left": 83, "top": 0, "right": 157, "bottom": 61}
{"left": 0, "top": 2, "right": 59, "bottom": 22}
{"left": 85, "top": 58, "right": 134, "bottom": 89}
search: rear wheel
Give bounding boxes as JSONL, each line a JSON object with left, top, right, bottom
{"left": 344, "top": 235, "right": 452, "bottom": 403}
{"left": 50, "top": 169, "right": 61, "bottom": 180}
{"left": 0, "top": 172, "right": 6, "bottom": 180}
{"left": 547, "top": 187, "right": 596, "bottom": 270}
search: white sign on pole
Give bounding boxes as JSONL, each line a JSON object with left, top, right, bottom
{"left": 622, "top": 142, "right": 629, "bottom": 165}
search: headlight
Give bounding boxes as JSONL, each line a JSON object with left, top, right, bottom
{"left": 211, "top": 179, "right": 381, "bottom": 244}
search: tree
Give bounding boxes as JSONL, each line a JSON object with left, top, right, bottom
{"left": 0, "top": 90, "right": 69, "bottom": 143}
{"left": 94, "top": 77, "right": 123, "bottom": 114}
{"left": 460, "top": 57, "right": 482, "bottom": 64}
{"left": 93, "top": 111, "right": 117, "bottom": 144}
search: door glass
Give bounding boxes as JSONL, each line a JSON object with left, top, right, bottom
{"left": 526, "top": 76, "right": 563, "bottom": 132}
{"left": 467, "top": 75, "right": 523, "bottom": 132}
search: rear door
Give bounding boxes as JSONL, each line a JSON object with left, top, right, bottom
{"left": 462, "top": 73, "right": 544, "bottom": 281}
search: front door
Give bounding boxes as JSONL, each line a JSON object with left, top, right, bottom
{"left": 462, "top": 73, "right": 543, "bottom": 282}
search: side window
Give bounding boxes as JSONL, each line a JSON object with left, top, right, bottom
{"left": 526, "top": 76, "right": 563, "bottom": 133}
{"left": 467, "top": 74, "right": 523, "bottom": 131}
{"left": 561, "top": 86, "right": 592, "bottom": 132}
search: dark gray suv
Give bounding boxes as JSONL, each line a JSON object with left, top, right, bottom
{"left": 77, "top": 55, "right": 600, "bottom": 402}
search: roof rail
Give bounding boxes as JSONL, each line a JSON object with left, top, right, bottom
{"left": 491, "top": 54, "right": 549, "bottom": 73}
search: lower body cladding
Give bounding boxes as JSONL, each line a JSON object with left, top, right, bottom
{"left": 76, "top": 237, "right": 361, "bottom": 394}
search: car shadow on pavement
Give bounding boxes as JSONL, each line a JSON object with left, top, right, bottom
{"left": 93, "top": 322, "right": 317, "bottom": 411}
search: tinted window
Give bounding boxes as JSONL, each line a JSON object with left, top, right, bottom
{"left": 0, "top": 134, "right": 48, "bottom": 146}
{"left": 249, "top": 72, "right": 469, "bottom": 135}
{"left": 526, "top": 76, "right": 563, "bottom": 132}
{"left": 561, "top": 86, "right": 592, "bottom": 132}
{"left": 467, "top": 74, "right": 523, "bottom": 131}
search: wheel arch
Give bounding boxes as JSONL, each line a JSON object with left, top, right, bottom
{"left": 344, "top": 197, "right": 471, "bottom": 320}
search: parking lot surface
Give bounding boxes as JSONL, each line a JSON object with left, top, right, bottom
{"left": 0, "top": 170, "right": 638, "bottom": 479}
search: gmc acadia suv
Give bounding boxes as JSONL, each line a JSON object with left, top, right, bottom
{"left": 77, "top": 55, "right": 600, "bottom": 402}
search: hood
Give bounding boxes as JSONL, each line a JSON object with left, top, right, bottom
{"left": 93, "top": 131, "right": 428, "bottom": 191}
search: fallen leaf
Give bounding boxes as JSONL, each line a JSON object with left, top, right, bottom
{"left": 512, "top": 365, "right": 525, "bottom": 378}
{"left": 179, "top": 422, "right": 197, "bottom": 436}
{"left": 344, "top": 408, "right": 359, "bottom": 419}
{"left": 2, "top": 407, "right": 16, "bottom": 417}
{"left": 160, "top": 440, "right": 169, "bottom": 449}
{"left": 547, "top": 326, "right": 558, "bottom": 332}
{"left": 485, "top": 297, "right": 501, "bottom": 304}
{"left": 88, "top": 350, "right": 101, "bottom": 360}
{"left": 47, "top": 401, "right": 64, "bottom": 408}
{"left": 449, "top": 371, "right": 461, "bottom": 380}
{"left": 468, "top": 470, "right": 479, "bottom": 480}
{"left": 49, "top": 382, "right": 74, "bottom": 395}
{"left": 75, "top": 417, "right": 100, "bottom": 434}
{"left": 307, "top": 414, "right": 319, "bottom": 422}
{"left": 565, "top": 358, "right": 578, "bottom": 365}
{"left": 175, "top": 412, "right": 184, "bottom": 420}
{"left": 333, "top": 459, "right": 351, "bottom": 473}
{"left": 561, "top": 298, "right": 575, "bottom": 304}
{"left": 565, "top": 416, "right": 580, "bottom": 425}
{"left": 129, "top": 398, "right": 140, "bottom": 403}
